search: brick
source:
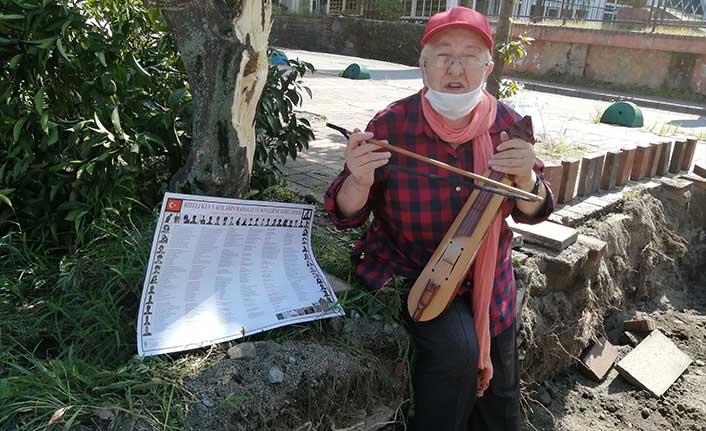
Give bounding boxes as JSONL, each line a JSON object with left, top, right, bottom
{"left": 578, "top": 154, "right": 603, "bottom": 196}
{"left": 648, "top": 142, "right": 663, "bottom": 178}
{"left": 660, "top": 177, "right": 693, "bottom": 196}
{"left": 601, "top": 151, "right": 620, "bottom": 191}
{"left": 616, "top": 329, "right": 692, "bottom": 397}
{"left": 543, "top": 163, "right": 563, "bottom": 196}
{"left": 624, "top": 319, "right": 657, "bottom": 332}
{"left": 681, "top": 174, "right": 706, "bottom": 191}
{"left": 669, "top": 140, "right": 687, "bottom": 174}
{"left": 681, "top": 138, "right": 697, "bottom": 171}
{"left": 656, "top": 140, "right": 672, "bottom": 176}
{"left": 559, "top": 160, "right": 579, "bottom": 204}
{"left": 617, "top": 148, "right": 636, "bottom": 186}
{"left": 506, "top": 219, "right": 578, "bottom": 251}
{"left": 580, "top": 337, "right": 619, "bottom": 382}
{"left": 631, "top": 145, "right": 651, "bottom": 180}
{"left": 577, "top": 234, "right": 607, "bottom": 277}
{"left": 694, "top": 164, "right": 706, "bottom": 178}
{"left": 591, "top": 153, "right": 605, "bottom": 193}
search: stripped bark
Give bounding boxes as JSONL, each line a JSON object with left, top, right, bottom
{"left": 152, "top": 0, "right": 272, "bottom": 197}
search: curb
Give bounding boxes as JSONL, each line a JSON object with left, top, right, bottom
{"left": 518, "top": 81, "right": 706, "bottom": 117}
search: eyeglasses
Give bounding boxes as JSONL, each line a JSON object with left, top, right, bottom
{"left": 425, "top": 54, "right": 489, "bottom": 70}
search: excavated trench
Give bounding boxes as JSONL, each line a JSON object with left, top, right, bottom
{"left": 177, "top": 183, "right": 706, "bottom": 431}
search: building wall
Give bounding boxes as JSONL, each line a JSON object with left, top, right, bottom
{"left": 270, "top": 15, "right": 706, "bottom": 96}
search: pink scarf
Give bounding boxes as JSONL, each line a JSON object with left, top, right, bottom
{"left": 421, "top": 87, "right": 500, "bottom": 395}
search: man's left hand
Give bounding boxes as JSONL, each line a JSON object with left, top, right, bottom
{"left": 489, "top": 131, "right": 536, "bottom": 190}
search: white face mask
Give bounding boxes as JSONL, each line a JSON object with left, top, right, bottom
{"left": 424, "top": 82, "right": 485, "bottom": 120}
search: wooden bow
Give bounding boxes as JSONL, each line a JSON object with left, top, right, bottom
{"left": 407, "top": 116, "right": 536, "bottom": 321}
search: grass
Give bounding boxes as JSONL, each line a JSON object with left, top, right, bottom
{"left": 0, "top": 184, "right": 403, "bottom": 430}
{"left": 535, "top": 134, "right": 591, "bottom": 161}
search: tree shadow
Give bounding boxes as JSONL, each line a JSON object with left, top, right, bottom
{"left": 667, "top": 117, "right": 706, "bottom": 128}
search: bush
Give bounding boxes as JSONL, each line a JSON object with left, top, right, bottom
{"left": 364, "top": 0, "right": 406, "bottom": 21}
{"left": 0, "top": 0, "right": 191, "bottom": 245}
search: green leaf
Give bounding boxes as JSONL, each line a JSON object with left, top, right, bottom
{"left": 167, "top": 88, "right": 186, "bottom": 108}
{"left": 56, "top": 37, "right": 71, "bottom": 62}
{"left": 41, "top": 111, "right": 49, "bottom": 135}
{"left": 8, "top": 53, "right": 22, "bottom": 69}
{"left": 0, "top": 14, "right": 24, "bottom": 20}
{"left": 33, "top": 36, "right": 57, "bottom": 49}
{"left": 111, "top": 107, "right": 124, "bottom": 136}
{"left": 12, "top": 117, "right": 27, "bottom": 143}
{"left": 0, "top": 193, "right": 13, "bottom": 209}
{"left": 33, "top": 88, "right": 45, "bottom": 114}
{"left": 95, "top": 51, "right": 107, "bottom": 67}
{"left": 129, "top": 53, "right": 150, "bottom": 77}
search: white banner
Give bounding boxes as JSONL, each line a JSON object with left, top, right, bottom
{"left": 137, "top": 193, "right": 343, "bottom": 356}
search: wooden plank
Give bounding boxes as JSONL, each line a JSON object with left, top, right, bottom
{"left": 543, "top": 163, "right": 563, "bottom": 197}
{"left": 616, "top": 329, "right": 692, "bottom": 397}
{"left": 648, "top": 142, "right": 663, "bottom": 178}
{"left": 669, "top": 140, "right": 687, "bottom": 174}
{"left": 580, "top": 337, "right": 619, "bottom": 381}
{"left": 631, "top": 145, "right": 650, "bottom": 180}
{"left": 559, "top": 160, "right": 579, "bottom": 204}
{"left": 506, "top": 219, "right": 578, "bottom": 251}
{"left": 601, "top": 151, "right": 620, "bottom": 191}
{"left": 656, "top": 140, "right": 672, "bottom": 176}
{"left": 681, "top": 138, "right": 697, "bottom": 171}
{"left": 617, "top": 148, "right": 636, "bottom": 186}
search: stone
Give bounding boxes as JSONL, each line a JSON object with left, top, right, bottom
{"left": 559, "top": 159, "right": 580, "bottom": 204}
{"left": 201, "top": 396, "right": 214, "bottom": 408}
{"left": 621, "top": 331, "right": 640, "bottom": 347}
{"left": 682, "top": 174, "right": 706, "bottom": 191}
{"left": 623, "top": 319, "right": 657, "bottom": 332}
{"left": 682, "top": 138, "right": 697, "bottom": 171}
{"left": 601, "top": 151, "right": 620, "bottom": 190}
{"left": 228, "top": 342, "right": 257, "bottom": 360}
{"left": 695, "top": 359, "right": 705, "bottom": 367}
{"left": 669, "top": 140, "right": 687, "bottom": 174}
{"left": 617, "top": 148, "right": 636, "bottom": 186}
{"left": 656, "top": 140, "right": 673, "bottom": 176}
{"left": 511, "top": 232, "right": 524, "bottom": 249}
{"left": 267, "top": 367, "right": 285, "bottom": 384}
{"left": 616, "top": 329, "right": 692, "bottom": 397}
{"left": 580, "top": 337, "right": 618, "bottom": 381}
{"left": 538, "top": 388, "right": 553, "bottom": 406}
{"left": 507, "top": 219, "right": 578, "bottom": 251}
{"left": 641, "top": 408, "right": 651, "bottom": 419}
{"left": 325, "top": 272, "right": 351, "bottom": 295}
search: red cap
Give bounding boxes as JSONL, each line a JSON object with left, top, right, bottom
{"left": 421, "top": 6, "right": 493, "bottom": 51}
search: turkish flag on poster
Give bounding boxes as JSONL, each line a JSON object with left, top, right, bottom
{"left": 166, "top": 198, "right": 182, "bottom": 212}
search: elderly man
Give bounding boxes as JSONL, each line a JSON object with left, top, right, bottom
{"left": 324, "top": 6, "right": 555, "bottom": 431}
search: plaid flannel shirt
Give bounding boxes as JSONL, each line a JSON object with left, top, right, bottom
{"left": 324, "top": 91, "right": 555, "bottom": 336}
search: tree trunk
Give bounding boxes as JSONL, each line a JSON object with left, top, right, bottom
{"left": 152, "top": 0, "right": 272, "bottom": 198}
{"left": 487, "top": 0, "right": 514, "bottom": 97}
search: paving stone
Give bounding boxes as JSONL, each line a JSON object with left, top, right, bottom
{"left": 631, "top": 145, "right": 651, "bottom": 180}
{"left": 682, "top": 138, "right": 698, "bottom": 171}
{"left": 559, "top": 160, "right": 580, "bottom": 204}
{"left": 669, "top": 140, "right": 687, "bottom": 174}
{"left": 681, "top": 174, "right": 706, "bottom": 190}
{"left": 507, "top": 219, "right": 578, "bottom": 251}
{"left": 648, "top": 142, "right": 663, "bottom": 178}
{"left": 616, "top": 329, "right": 692, "bottom": 397}
{"left": 580, "top": 337, "right": 619, "bottom": 381}
{"left": 617, "top": 148, "right": 636, "bottom": 186}
{"left": 601, "top": 151, "right": 620, "bottom": 190}
{"left": 656, "top": 140, "right": 673, "bottom": 176}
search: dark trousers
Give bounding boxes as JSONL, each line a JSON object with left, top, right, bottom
{"left": 403, "top": 295, "right": 520, "bottom": 431}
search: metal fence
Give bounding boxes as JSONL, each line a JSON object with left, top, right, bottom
{"left": 321, "top": 0, "right": 706, "bottom": 32}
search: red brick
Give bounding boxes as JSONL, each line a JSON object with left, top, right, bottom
{"left": 681, "top": 138, "right": 697, "bottom": 171}
{"left": 559, "top": 159, "right": 579, "bottom": 204}
{"left": 580, "top": 337, "right": 619, "bottom": 381}
{"left": 648, "top": 142, "right": 663, "bottom": 178}
{"left": 631, "top": 145, "right": 651, "bottom": 180}
{"left": 656, "top": 140, "right": 672, "bottom": 176}
{"left": 543, "top": 163, "right": 563, "bottom": 196}
{"left": 601, "top": 151, "right": 620, "bottom": 190}
{"left": 669, "top": 140, "right": 687, "bottom": 174}
{"left": 578, "top": 154, "right": 603, "bottom": 196}
{"left": 617, "top": 148, "right": 636, "bottom": 186}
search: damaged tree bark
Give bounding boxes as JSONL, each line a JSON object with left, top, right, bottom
{"left": 487, "top": 0, "right": 514, "bottom": 97}
{"left": 151, "top": 0, "right": 272, "bottom": 197}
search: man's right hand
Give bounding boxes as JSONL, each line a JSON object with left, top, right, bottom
{"left": 345, "top": 128, "right": 392, "bottom": 188}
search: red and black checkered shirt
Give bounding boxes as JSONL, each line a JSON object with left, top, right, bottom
{"left": 324, "top": 91, "right": 555, "bottom": 336}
